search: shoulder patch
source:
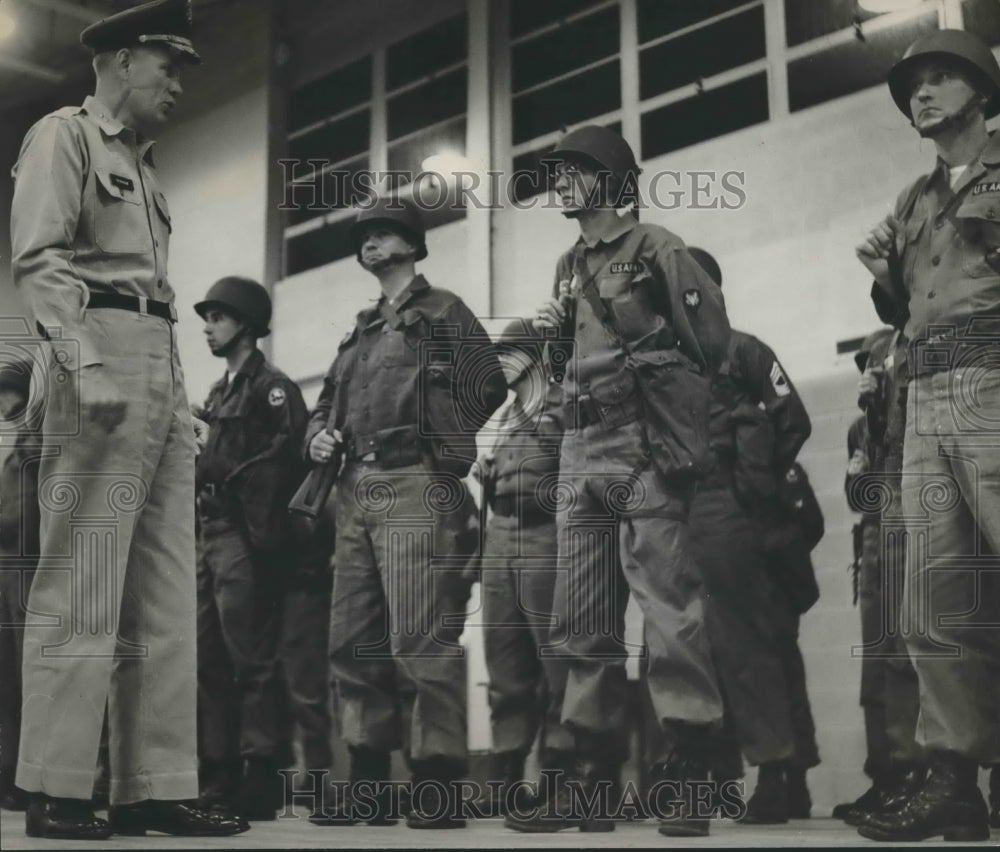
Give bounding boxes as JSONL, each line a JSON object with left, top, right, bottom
{"left": 268, "top": 386, "right": 287, "bottom": 407}
{"left": 683, "top": 289, "right": 701, "bottom": 310}
{"left": 769, "top": 361, "right": 791, "bottom": 397}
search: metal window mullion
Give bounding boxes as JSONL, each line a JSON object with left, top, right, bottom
{"left": 384, "top": 59, "right": 469, "bottom": 100}
{"left": 940, "top": 0, "right": 963, "bottom": 28}
{"left": 284, "top": 206, "right": 356, "bottom": 240}
{"left": 511, "top": 108, "right": 624, "bottom": 157}
{"left": 764, "top": 0, "right": 789, "bottom": 120}
{"left": 637, "top": 59, "right": 769, "bottom": 116}
{"left": 636, "top": 0, "right": 763, "bottom": 51}
{"left": 509, "top": 0, "right": 618, "bottom": 47}
{"left": 620, "top": 0, "right": 641, "bottom": 154}
{"left": 386, "top": 113, "right": 467, "bottom": 152}
{"left": 287, "top": 100, "right": 371, "bottom": 142}
{"left": 371, "top": 48, "right": 388, "bottom": 180}
{"left": 284, "top": 154, "right": 369, "bottom": 189}
{"left": 513, "top": 53, "right": 619, "bottom": 99}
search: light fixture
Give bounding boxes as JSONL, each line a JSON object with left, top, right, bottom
{"left": 421, "top": 152, "right": 480, "bottom": 180}
{"left": 857, "top": 0, "right": 925, "bottom": 14}
{"left": 0, "top": 5, "right": 16, "bottom": 40}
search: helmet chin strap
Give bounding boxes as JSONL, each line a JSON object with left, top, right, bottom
{"left": 912, "top": 92, "right": 987, "bottom": 138}
{"left": 361, "top": 246, "right": 417, "bottom": 272}
{"left": 212, "top": 323, "right": 250, "bottom": 358}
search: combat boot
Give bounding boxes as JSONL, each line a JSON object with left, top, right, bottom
{"left": 653, "top": 753, "right": 713, "bottom": 837}
{"left": 990, "top": 765, "right": 1000, "bottom": 829}
{"left": 858, "top": 750, "right": 989, "bottom": 842}
{"left": 853, "top": 762, "right": 926, "bottom": 827}
{"left": 309, "top": 745, "right": 396, "bottom": 826}
{"left": 473, "top": 749, "right": 531, "bottom": 816}
{"left": 235, "top": 756, "right": 282, "bottom": 821}
{"left": 738, "top": 762, "right": 788, "bottom": 825}
{"left": 198, "top": 758, "right": 242, "bottom": 812}
{"left": 785, "top": 764, "right": 811, "bottom": 818}
{"left": 833, "top": 778, "right": 884, "bottom": 823}
{"left": 504, "top": 755, "right": 614, "bottom": 833}
{"left": 406, "top": 756, "right": 466, "bottom": 829}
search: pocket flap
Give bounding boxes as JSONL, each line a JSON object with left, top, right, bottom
{"left": 152, "top": 189, "right": 172, "bottom": 230}
{"left": 588, "top": 368, "right": 636, "bottom": 404}
{"left": 94, "top": 167, "right": 141, "bottom": 205}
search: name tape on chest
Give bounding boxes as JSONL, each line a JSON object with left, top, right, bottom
{"left": 770, "top": 361, "right": 790, "bottom": 397}
{"left": 609, "top": 261, "right": 644, "bottom": 275}
{"left": 268, "top": 386, "right": 287, "bottom": 407}
{"left": 972, "top": 181, "right": 1000, "bottom": 196}
{"left": 110, "top": 173, "right": 135, "bottom": 193}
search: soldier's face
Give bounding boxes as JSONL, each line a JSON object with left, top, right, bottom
{"left": 553, "top": 159, "right": 600, "bottom": 216}
{"left": 359, "top": 228, "right": 417, "bottom": 271}
{"left": 203, "top": 308, "right": 243, "bottom": 355}
{"left": 123, "top": 45, "right": 185, "bottom": 135}
{"left": 907, "top": 61, "right": 982, "bottom": 130}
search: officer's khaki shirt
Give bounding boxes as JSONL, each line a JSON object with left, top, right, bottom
{"left": 11, "top": 95, "right": 173, "bottom": 370}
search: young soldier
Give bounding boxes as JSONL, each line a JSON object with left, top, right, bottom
{"left": 0, "top": 359, "right": 42, "bottom": 813}
{"left": 837, "top": 328, "right": 925, "bottom": 828}
{"left": 307, "top": 196, "right": 505, "bottom": 829}
{"left": 506, "top": 126, "right": 730, "bottom": 837}
{"left": 855, "top": 29, "right": 1000, "bottom": 842}
{"left": 10, "top": 0, "right": 242, "bottom": 838}
{"left": 194, "top": 276, "right": 308, "bottom": 821}
{"left": 474, "top": 319, "right": 573, "bottom": 815}
{"left": 682, "top": 247, "right": 816, "bottom": 824}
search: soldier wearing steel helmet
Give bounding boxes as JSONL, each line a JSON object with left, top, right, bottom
{"left": 194, "top": 276, "right": 309, "bottom": 821}
{"left": 506, "top": 126, "right": 730, "bottom": 837}
{"left": 306, "top": 196, "right": 505, "bottom": 829}
{"left": 471, "top": 319, "right": 575, "bottom": 816}
{"left": 855, "top": 29, "right": 1000, "bottom": 843}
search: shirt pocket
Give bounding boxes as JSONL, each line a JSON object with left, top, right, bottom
{"left": 379, "top": 318, "right": 423, "bottom": 367}
{"left": 92, "top": 166, "right": 152, "bottom": 255}
{"left": 955, "top": 194, "right": 1000, "bottom": 278}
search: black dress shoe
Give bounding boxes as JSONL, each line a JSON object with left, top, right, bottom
{"left": 109, "top": 799, "right": 251, "bottom": 836}
{"left": 858, "top": 752, "right": 989, "bottom": 843}
{"left": 25, "top": 794, "right": 111, "bottom": 840}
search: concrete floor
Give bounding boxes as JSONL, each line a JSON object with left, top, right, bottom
{"left": 3, "top": 807, "right": 998, "bottom": 849}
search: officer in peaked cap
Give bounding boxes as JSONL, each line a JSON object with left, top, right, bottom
{"left": 80, "top": 0, "right": 202, "bottom": 63}
{"left": 10, "top": 0, "right": 244, "bottom": 840}
{"left": 855, "top": 28, "right": 1000, "bottom": 843}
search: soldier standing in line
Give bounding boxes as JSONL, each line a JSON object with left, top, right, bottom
{"left": 0, "top": 359, "right": 43, "bottom": 814}
{"left": 306, "top": 196, "right": 506, "bottom": 829}
{"left": 836, "top": 327, "right": 926, "bottom": 828}
{"left": 856, "top": 29, "right": 1000, "bottom": 842}
{"left": 473, "top": 319, "right": 574, "bottom": 815}
{"left": 682, "top": 247, "right": 816, "bottom": 825}
{"left": 194, "top": 277, "right": 308, "bottom": 821}
{"left": 506, "top": 126, "right": 730, "bottom": 838}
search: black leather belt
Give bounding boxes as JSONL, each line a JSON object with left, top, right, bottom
{"left": 346, "top": 425, "right": 424, "bottom": 469}
{"left": 568, "top": 394, "right": 643, "bottom": 429}
{"left": 88, "top": 292, "right": 178, "bottom": 323}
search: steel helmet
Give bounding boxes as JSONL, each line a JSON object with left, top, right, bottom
{"left": 194, "top": 276, "right": 272, "bottom": 338}
{"left": 888, "top": 29, "right": 1000, "bottom": 118}
{"left": 547, "top": 125, "right": 642, "bottom": 184}
{"left": 687, "top": 247, "right": 722, "bottom": 288}
{"left": 350, "top": 195, "right": 427, "bottom": 262}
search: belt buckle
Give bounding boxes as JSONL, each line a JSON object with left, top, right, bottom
{"left": 137, "top": 296, "right": 149, "bottom": 315}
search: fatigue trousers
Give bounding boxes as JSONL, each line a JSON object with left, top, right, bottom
{"left": 197, "top": 516, "right": 282, "bottom": 762}
{"left": 772, "top": 605, "right": 820, "bottom": 769}
{"left": 553, "top": 419, "right": 722, "bottom": 761}
{"left": 277, "top": 584, "right": 333, "bottom": 769}
{"left": 688, "top": 477, "right": 795, "bottom": 767}
{"left": 482, "top": 514, "right": 572, "bottom": 756}
{"left": 328, "top": 460, "right": 469, "bottom": 764}
{"left": 857, "top": 506, "right": 923, "bottom": 775}
{"left": 0, "top": 560, "right": 35, "bottom": 778}
{"left": 901, "top": 370, "right": 1000, "bottom": 762}
{"left": 17, "top": 310, "right": 198, "bottom": 804}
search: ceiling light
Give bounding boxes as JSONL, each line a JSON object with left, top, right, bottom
{"left": 421, "top": 152, "right": 479, "bottom": 178}
{"left": 857, "top": 0, "right": 925, "bottom": 13}
{"left": 0, "top": 6, "right": 16, "bottom": 40}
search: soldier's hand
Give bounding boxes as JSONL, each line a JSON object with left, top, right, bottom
{"left": 847, "top": 448, "right": 868, "bottom": 477}
{"left": 855, "top": 213, "right": 901, "bottom": 288}
{"left": 470, "top": 454, "right": 494, "bottom": 483}
{"left": 857, "top": 371, "right": 879, "bottom": 400}
{"left": 191, "top": 416, "right": 209, "bottom": 451}
{"left": 309, "top": 428, "right": 342, "bottom": 463}
{"left": 532, "top": 298, "right": 566, "bottom": 332}
{"left": 79, "top": 365, "right": 127, "bottom": 434}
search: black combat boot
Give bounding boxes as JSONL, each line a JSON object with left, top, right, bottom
{"left": 990, "top": 765, "right": 1000, "bottom": 829}
{"left": 309, "top": 745, "right": 396, "bottom": 826}
{"left": 653, "top": 753, "right": 713, "bottom": 836}
{"left": 785, "top": 764, "right": 811, "bottom": 818}
{"left": 406, "top": 756, "right": 467, "bottom": 829}
{"left": 505, "top": 755, "right": 615, "bottom": 833}
{"left": 858, "top": 750, "right": 989, "bottom": 842}
{"left": 235, "top": 756, "right": 282, "bottom": 821}
{"left": 474, "top": 749, "right": 531, "bottom": 816}
{"left": 737, "top": 762, "right": 788, "bottom": 825}
{"left": 833, "top": 777, "right": 884, "bottom": 822}
{"left": 852, "top": 762, "right": 926, "bottom": 827}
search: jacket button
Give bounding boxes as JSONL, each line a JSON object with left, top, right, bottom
{"left": 928, "top": 291, "right": 936, "bottom": 299}
{"left": 157, "top": 280, "right": 164, "bottom": 288}
{"left": 578, "top": 322, "right": 585, "bottom": 330}
{"left": 931, "top": 256, "right": 941, "bottom": 266}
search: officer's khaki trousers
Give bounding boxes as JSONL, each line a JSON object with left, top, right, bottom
{"left": 901, "top": 368, "right": 1000, "bottom": 762}
{"left": 553, "top": 419, "right": 722, "bottom": 759}
{"left": 17, "top": 309, "right": 198, "bottom": 803}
